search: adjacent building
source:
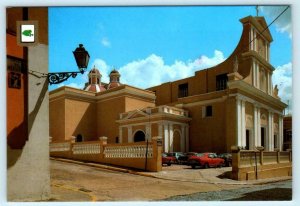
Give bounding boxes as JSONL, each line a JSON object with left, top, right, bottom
{"left": 7, "top": 7, "right": 50, "bottom": 201}
{"left": 49, "top": 15, "right": 287, "bottom": 154}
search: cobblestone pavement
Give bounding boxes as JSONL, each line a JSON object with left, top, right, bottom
{"left": 163, "top": 180, "right": 292, "bottom": 201}
{"left": 50, "top": 159, "right": 292, "bottom": 202}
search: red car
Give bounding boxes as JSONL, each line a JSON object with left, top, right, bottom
{"left": 188, "top": 153, "right": 225, "bottom": 169}
{"left": 162, "top": 153, "right": 176, "bottom": 166}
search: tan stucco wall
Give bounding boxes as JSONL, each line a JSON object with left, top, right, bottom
{"left": 97, "top": 96, "right": 125, "bottom": 143}
{"left": 125, "top": 96, "right": 155, "bottom": 112}
{"left": 185, "top": 100, "right": 227, "bottom": 153}
{"left": 151, "top": 123, "right": 158, "bottom": 137}
{"left": 225, "top": 97, "right": 237, "bottom": 152}
{"left": 65, "top": 98, "right": 97, "bottom": 141}
{"left": 245, "top": 102, "right": 254, "bottom": 129}
{"left": 49, "top": 98, "right": 65, "bottom": 141}
{"left": 122, "top": 127, "right": 128, "bottom": 143}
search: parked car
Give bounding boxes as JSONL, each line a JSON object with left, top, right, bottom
{"left": 218, "top": 153, "right": 232, "bottom": 167}
{"left": 177, "top": 152, "right": 198, "bottom": 165}
{"left": 166, "top": 152, "right": 184, "bottom": 164}
{"left": 188, "top": 153, "right": 225, "bottom": 169}
{"left": 162, "top": 153, "right": 176, "bottom": 166}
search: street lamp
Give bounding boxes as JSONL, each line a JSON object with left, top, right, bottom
{"left": 48, "top": 44, "right": 90, "bottom": 85}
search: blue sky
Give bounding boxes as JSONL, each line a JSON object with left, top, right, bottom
{"left": 49, "top": 6, "right": 292, "bottom": 111}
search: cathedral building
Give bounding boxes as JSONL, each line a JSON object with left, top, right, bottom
{"left": 49, "top": 15, "right": 287, "bottom": 153}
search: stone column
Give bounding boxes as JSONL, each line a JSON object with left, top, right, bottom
{"left": 146, "top": 123, "right": 151, "bottom": 141}
{"left": 128, "top": 126, "right": 133, "bottom": 143}
{"left": 169, "top": 124, "right": 174, "bottom": 152}
{"left": 252, "top": 60, "right": 256, "bottom": 87}
{"left": 241, "top": 100, "right": 246, "bottom": 148}
{"left": 253, "top": 105, "right": 258, "bottom": 147}
{"left": 236, "top": 98, "right": 242, "bottom": 147}
{"left": 257, "top": 108, "right": 261, "bottom": 146}
{"left": 267, "top": 112, "right": 274, "bottom": 151}
{"left": 267, "top": 72, "right": 270, "bottom": 95}
{"left": 270, "top": 71, "right": 273, "bottom": 95}
{"left": 158, "top": 123, "right": 163, "bottom": 139}
{"left": 164, "top": 123, "right": 169, "bottom": 152}
{"left": 256, "top": 64, "right": 260, "bottom": 89}
{"left": 254, "top": 29, "right": 257, "bottom": 51}
{"left": 265, "top": 43, "right": 268, "bottom": 61}
{"left": 250, "top": 27, "right": 254, "bottom": 50}
{"left": 279, "top": 115, "right": 284, "bottom": 151}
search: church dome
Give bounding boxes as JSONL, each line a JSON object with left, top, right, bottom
{"left": 110, "top": 69, "right": 119, "bottom": 74}
{"left": 107, "top": 69, "right": 121, "bottom": 89}
{"left": 84, "top": 66, "right": 106, "bottom": 92}
{"left": 89, "top": 67, "right": 101, "bottom": 75}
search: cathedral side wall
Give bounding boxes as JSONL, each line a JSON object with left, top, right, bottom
{"left": 186, "top": 100, "right": 227, "bottom": 153}
{"left": 65, "top": 98, "right": 97, "bottom": 141}
{"left": 125, "top": 96, "right": 155, "bottom": 112}
{"left": 97, "top": 96, "right": 125, "bottom": 143}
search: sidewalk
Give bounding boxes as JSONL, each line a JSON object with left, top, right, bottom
{"left": 51, "top": 157, "right": 291, "bottom": 186}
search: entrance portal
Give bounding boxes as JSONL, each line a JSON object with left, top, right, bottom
{"left": 173, "top": 130, "right": 181, "bottom": 152}
{"left": 134, "top": 130, "right": 145, "bottom": 142}
{"left": 246, "top": 130, "right": 250, "bottom": 150}
{"left": 76, "top": 134, "right": 83, "bottom": 142}
{"left": 261, "top": 127, "right": 265, "bottom": 148}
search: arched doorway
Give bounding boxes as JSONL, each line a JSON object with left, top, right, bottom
{"left": 76, "top": 134, "right": 83, "bottom": 142}
{"left": 134, "top": 130, "right": 145, "bottom": 142}
{"left": 173, "top": 130, "right": 181, "bottom": 152}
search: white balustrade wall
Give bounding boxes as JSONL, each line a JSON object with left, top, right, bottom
{"left": 50, "top": 142, "right": 70, "bottom": 152}
{"left": 104, "top": 145, "right": 153, "bottom": 158}
{"left": 72, "top": 143, "right": 101, "bottom": 155}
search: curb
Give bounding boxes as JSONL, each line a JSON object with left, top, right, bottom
{"left": 51, "top": 158, "right": 291, "bottom": 186}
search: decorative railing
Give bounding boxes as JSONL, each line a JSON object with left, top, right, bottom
{"left": 161, "top": 106, "right": 188, "bottom": 117}
{"left": 72, "top": 143, "right": 101, "bottom": 155}
{"left": 50, "top": 142, "right": 70, "bottom": 152}
{"left": 104, "top": 145, "right": 153, "bottom": 158}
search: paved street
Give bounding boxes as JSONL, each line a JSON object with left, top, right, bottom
{"left": 49, "top": 159, "right": 292, "bottom": 202}
{"left": 163, "top": 180, "right": 292, "bottom": 201}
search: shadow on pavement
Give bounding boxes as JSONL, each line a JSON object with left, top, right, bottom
{"left": 217, "top": 171, "right": 232, "bottom": 179}
{"left": 227, "top": 188, "right": 292, "bottom": 201}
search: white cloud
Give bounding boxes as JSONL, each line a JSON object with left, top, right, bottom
{"left": 89, "top": 58, "right": 111, "bottom": 84}
{"left": 260, "top": 6, "right": 292, "bottom": 38}
{"left": 55, "top": 82, "right": 85, "bottom": 90}
{"left": 101, "top": 37, "right": 111, "bottom": 47}
{"left": 272, "top": 62, "right": 292, "bottom": 113}
{"left": 118, "top": 50, "right": 225, "bottom": 89}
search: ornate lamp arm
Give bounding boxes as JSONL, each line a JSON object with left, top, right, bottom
{"left": 47, "top": 70, "right": 85, "bottom": 85}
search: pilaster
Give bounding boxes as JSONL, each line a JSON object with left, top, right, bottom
{"left": 119, "top": 127, "right": 122, "bottom": 143}
{"left": 164, "top": 123, "right": 169, "bottom": 152}
{"left": 128, "top": 126, "right": 132, "bottom": 143}
{"left": 169, "top": 124, "right": 174, "bottom": 152}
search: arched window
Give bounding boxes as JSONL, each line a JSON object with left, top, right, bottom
{"left": 134, "top": 130, "right": 145, "bottom": 142}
